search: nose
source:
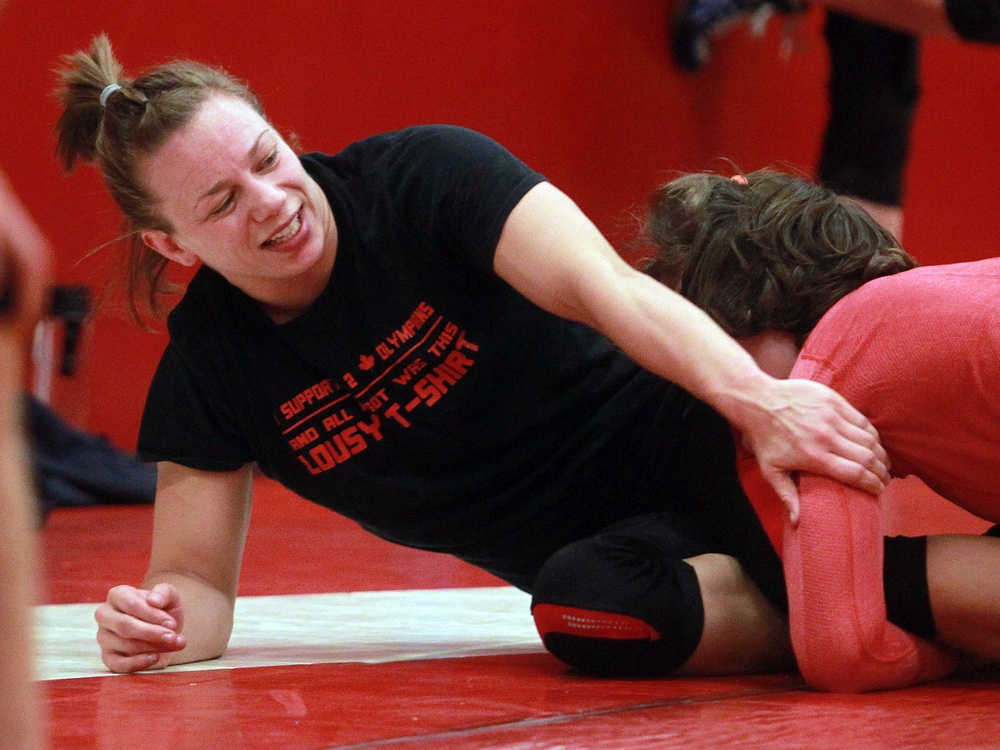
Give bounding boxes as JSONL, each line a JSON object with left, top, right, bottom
{"left": 248, "top": 177, "right": 286, "bottom": 223}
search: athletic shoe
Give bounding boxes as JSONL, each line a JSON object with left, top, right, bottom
{"left": 670, "top": 0, "right": 805, "bottom": 72}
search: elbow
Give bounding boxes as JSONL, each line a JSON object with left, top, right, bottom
{"left": 794, "top": 636, "right": 952, "bottom": 693}
{"left": 791, "top": 623, "right": 895, "bottom": 693}
{"left": 168, "top": 633, "right": 230, "bottom": 667}
{"left": 797, "top": 655, "right": 881, "bottom": 693}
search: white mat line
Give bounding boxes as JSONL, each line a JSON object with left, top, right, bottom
{"left": 37, "top": 587, "right": 545, "bottom": 681}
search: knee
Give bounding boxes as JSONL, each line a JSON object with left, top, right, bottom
{"left": 530, "top": 537, "right": 704, "bottom": 677}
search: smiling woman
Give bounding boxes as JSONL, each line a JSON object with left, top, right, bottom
{"left": 56, "top": 35, "right": 895, "bottom": 685}
{"left": 55, "top": 36, "right": 333, "bottom": 325}
{"left": 136, "top": 96, "right": 336, "bottom": 321}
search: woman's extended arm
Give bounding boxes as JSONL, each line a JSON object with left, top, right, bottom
{"left": 493, "top": 182, "right": 889, "bottom": 512}
{"left": 95, "top": 462, "right": 254, "bottom": 672}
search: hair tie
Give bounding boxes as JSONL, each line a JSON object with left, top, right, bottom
{"left": 99, "top": 83, "right": 122, "bottom": 108}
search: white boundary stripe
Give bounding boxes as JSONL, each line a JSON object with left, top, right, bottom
{"left": 36, "top": 587, "right": 543, "bottom": 681}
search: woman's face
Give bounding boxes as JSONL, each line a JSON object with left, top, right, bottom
{"left": 140, "top": 95, "right": 336, "bottom": 314}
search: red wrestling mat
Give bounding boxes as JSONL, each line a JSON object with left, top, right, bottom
{"left": 40, "top": 475, "right": 1000, "bottom": 749}
{"left": 43, "top": 655, "right": 1000, "bottom": 749}
{"left": 43, "top": 655, "right": 799, "bottom": 749}
{"left": 41, "top": 475, "right": 506, "bottom": 606}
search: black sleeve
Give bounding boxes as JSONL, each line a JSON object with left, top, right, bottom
{"left": 946, "top": 0, "right": 1000, "bottom": 43}
{"left": 137, "top": 343, "right": 254, "bottom": 471}
{"left": 382, "top": 125, "right": 547, "bottom": 274}
{"left": 136, "top": 273, "right": 257, "bottom": 471}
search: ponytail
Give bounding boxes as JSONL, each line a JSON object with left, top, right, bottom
{"left": 54, "top": 35, "right": 264, "bottom": 326}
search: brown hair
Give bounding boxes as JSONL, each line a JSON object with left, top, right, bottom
{"left": 55, "top": 34, "right": 265, "bottom": 326}
{"left": 643, "top": 170, "right": 917, "bottom": 346}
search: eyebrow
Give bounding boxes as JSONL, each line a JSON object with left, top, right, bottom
{"left": 195, "top": 128, "right": 273, "bottom": 210}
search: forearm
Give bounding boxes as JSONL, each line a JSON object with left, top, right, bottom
{"left": 598, "top": 268, "right": 781, "bottom": 430}
{"left": 0, "top": 353, "right": 45, "bottom": 749}
{"left": 142, "top": 463, "right": 253, "bottom": 666}
{"left": 497, "top": 183, "right": 779, "bottom": 425}
{"left": 141, "top": 570, "right": 235, "bottom": 665}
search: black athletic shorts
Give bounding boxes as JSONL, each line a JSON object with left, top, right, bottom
{"left": 946, "top": 0, "right": 1000, "bottom": 42}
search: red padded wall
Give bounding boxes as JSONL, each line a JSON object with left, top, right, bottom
{"left": 0, "top": 2, "right": 997, "bottom": 448}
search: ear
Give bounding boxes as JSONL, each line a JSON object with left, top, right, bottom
{"left": 141, "top": 229, "right": 199, "bottom": 267}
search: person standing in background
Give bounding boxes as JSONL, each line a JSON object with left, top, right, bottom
{"left": 671, "top": 0, "right": 1000, "bottom": 239}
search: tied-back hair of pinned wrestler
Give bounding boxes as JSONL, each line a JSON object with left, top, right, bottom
{"left": 642, "top": 169, "right": 916, "bottom": 349}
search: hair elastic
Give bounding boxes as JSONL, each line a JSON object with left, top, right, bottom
{"left": 99, "top": 83, "right": 122, "bottom": 108}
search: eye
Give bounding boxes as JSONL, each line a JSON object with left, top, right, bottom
{"left": 257, "top": 147, "right": 279, "bottom": 171}
{"left": 211, "top": 193, "right": 235, "bottom": 216}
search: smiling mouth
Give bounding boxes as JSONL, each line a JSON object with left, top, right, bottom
{"left": 262, "top": 211, "right": 302, "bottom": 247}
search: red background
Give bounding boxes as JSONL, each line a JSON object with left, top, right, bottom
{"left": 1, "top": 1, "right": 998, "bottom": 450}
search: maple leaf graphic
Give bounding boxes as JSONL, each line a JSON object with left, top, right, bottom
{"left": 358, "top": 354, "right": 376, "bottom": 371}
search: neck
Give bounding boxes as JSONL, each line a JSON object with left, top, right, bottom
{"left": 260, "top": 201, "right": 339, "bottom": 323}
{"left": 260, "top": 250, "right": 336, "bottom": 323}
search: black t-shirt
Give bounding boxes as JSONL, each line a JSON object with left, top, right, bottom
{"left": 139, "top": 125, "right": 739, "bottom": 590}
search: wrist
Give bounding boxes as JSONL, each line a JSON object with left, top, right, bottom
{"left": 706, "top": 368, "right": 781, "bottom": 436}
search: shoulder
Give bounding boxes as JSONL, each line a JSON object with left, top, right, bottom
{"left": 386, "top": 125, "right": 531, "bottom": 173}
{"left": 165, "top": 266, "right": 257, "bottom": 355}
{"left": 387, "top": 125, "right": 513, "bottom": 154}
{"left": 301, "top": 126, "right": 531, "bottom": 181}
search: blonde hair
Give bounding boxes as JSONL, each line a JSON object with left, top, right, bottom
{"left": 55, "top": 34, "right": 265, "bottom": 326}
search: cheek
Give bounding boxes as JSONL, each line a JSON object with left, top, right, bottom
{"left": 199, "top": 215, "right": 247, "bottom": 248}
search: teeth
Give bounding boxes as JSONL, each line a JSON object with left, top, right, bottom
{"left": 264, "top": 213, "right": 301, "bottom": 246}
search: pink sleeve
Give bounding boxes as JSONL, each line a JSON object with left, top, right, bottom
{"left": 783, "top": 473, "right": 957, "bottom": 692}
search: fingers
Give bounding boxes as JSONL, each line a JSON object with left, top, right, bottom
{"left": 771, "top": 432, "right": 887, "bottom": 497}
{"left": 796, "top": 433, "right": 892, "bottom": 495}
{"left": 95, "top": 585, "right": 186, "bottom": 674}
{"left": 826, "top": 398, "right": 891, "bottom": 481}
{"left": 827, "top": 428, "right": 890, "bottom": 489}
{"left": 766, "top": 379, "right": 891, "bottom": 490}
{"left": 817, "top": 452, "right": 886, "bottom": 497}
{"left": 792, "top": 410, "right": 889, "bottom": 494}
{"left": 96, "top": 628, "right": 185, "bottom": 674}
{"left": 759, "top": 465, "right": 801, "bottom": 525}
{"left": 146, "top": 582, "right": 184, "bottom": 622}
{"left": 109, "top": 584, "right": 180, "bottom": 629}
{"left": 750, "top": 430, "right": 888, "bottom": 499}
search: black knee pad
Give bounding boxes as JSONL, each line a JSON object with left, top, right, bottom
{"left": 884, "top": 535, "right": 936, "bottom": 641}
{"left": 531, "top": 528, "right": 706, "bottom": 677}
{"left": 885, "top": 527, "right": 1000, "bottom": 640}
{"left": 946, "top": 0, "right": 1000, "bottom": 43}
